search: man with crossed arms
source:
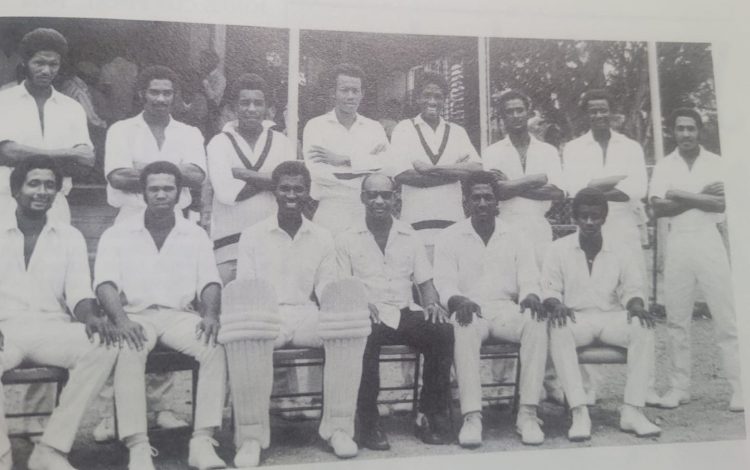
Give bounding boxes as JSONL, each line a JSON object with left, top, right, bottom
{"left": 434, "top": 170, "right": 548, "bottom": 447}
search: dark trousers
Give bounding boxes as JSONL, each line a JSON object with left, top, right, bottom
{"left": 357, "top": 309, "right": 454, "bottom": 425}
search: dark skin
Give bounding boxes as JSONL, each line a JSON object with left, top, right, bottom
{"left": 583, "top": 99, "right": 629, "bottom": 202}
{"left": 545, "top": 203, "right": 656, "bottom": 328}
{"left": 274, "top": 174, "right": 308, "bottom": 239}
{"left": 360, "top": 174, "right": 448, "bottom": 324}
{"left": 450, "top": 182, "right": 544, "bottom": 326}
{"left": 97, "top": 172, "right": 222, "bottom": 350}
{"left": 651, "top": 116, "right": 725, "bottom": 218}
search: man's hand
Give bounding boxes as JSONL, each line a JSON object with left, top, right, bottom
{"left": 488, "top": 168, "right": 508, "bottom": 181}
{"left": 626, "top": 298, "right": 656, "bottom": 329}
{"left": 424, "top": 302, "right": 449, "bottom": 324}
{"left": 370, "top": 143, "right": 388, "bottom": 155}
{"left": 519, "top": 294, "right": 545, "bottom": 321}
{"left": 308, "top": 145, "right": 350, "bottom": 167}
{"left": 368, "top": 303, "right": 381, "bottom": 324}
{"left": 196, "top": 315, "right": 221, "bottom": 347}
{"left": 545, "top": 298, "right": 575, "bottom": 327}
{"left": 449, "top": 296, "right": 482, "bottom": 327}
{"left": 115, "top": 318, "right": 148, "bottom": 351}
{"left": 85, "top": 315, "right": 118, "bottom": 347}
{"left": 701, "top": 181, "right": 724, "bottom": 196}
{"left": 413, "top": 160, "right": 433, "bottom": 174}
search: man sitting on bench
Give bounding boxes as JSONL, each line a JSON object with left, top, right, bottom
{"left": 0, "top": 156, "right": 117, "bottom": 470}
{"left": 221, "top": 161, "right": 370, "bottom": 466}
{"left": 544, "top": 187, "right": 660, "bottom": 440}
{"left": 94, "top": 161, "right": 227, "bottom": 470}
{"left": 433, "top": 170, "right": 548, "bottom": 447}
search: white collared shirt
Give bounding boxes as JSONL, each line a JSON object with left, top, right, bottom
{"left": 104, "top": 112, "right": 206, "bottom": 212}
{"left": 0, "top": 83, "right": 92, "bottom": 216}
{"left": 206, "top": 121, "right": 294, "bottom": 263}
{"left": 237, "top": 215, "right": 337, "bottom": 307}
{"left": 541, "top": 232, "right": 644, "bottom": 313}
{"left": 482, "top": 135, "right": 563, "bottom": 220}
{"left": 0, "top": 208, "right": 93, "bottom": 322}
{"left": 335, "top": 218, "right": 432, "bottom": 328}
{"left": 390, "top": 115, "right": 480, "bottom": 230}
{"left": 433, "top": 218, "right": 540, "bottom": 311}
{"left": 562, "top": 130, "right": 647, "bottom": 226}
{"left": 302, "top": 110, "right": 390, "bottom": 201}
{"left": 649, "top": 146, "right": 725, "bottom": 232}
{"left": 94, "top": 211, "right": 221, "bottom": 313}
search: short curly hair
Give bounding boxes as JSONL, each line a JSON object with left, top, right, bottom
{"left": 19, "top": 28, "right": 68, "bottom": 61}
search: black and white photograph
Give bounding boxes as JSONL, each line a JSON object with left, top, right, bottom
{"left": 0, "top": 1, "right": 748, "bottom": 469}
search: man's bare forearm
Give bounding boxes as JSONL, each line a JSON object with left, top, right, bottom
{"left": 521, "top": 184, "right": 565, "bottom": 201}
{"left": 603, "top": 188, "right": 630, "bottom": 202}
{"left": 180, "top": 164, "right": 205, "bottom": 190}
{"left": 0, "top": 142, "right": 94, "bottom": 175}
{"left": 667, "top": 190, "right": 725, "bottom": 213}
{"left": 417, "top": 279, "right": 442, "bottom": 307}
{"left": 107, "top": 168, "right": 142, "bottom": 192}
{"left": 231, "top": 167, "right": 274, "bottom": 190}
{"left": 200, "top": 283, "right": 222, "bottom": 318}
{"left": 395, "top": 170, "right": 454, "bottom": 188}
{"left": 651, "top": 197, "right": 691, "bottom": 218}
{"left": 497, "top": 174, "right": 548, "bottom": 200}
{"left": 425, "top": 161, "right": 482, "bottom": 179}
{"left": 96, "top": 283, "right": 131, "bottom": 325}
{"left": 72, "top": 298, "right": 101, "bottom": 324}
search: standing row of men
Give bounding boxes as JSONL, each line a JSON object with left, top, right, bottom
{"left": 0, "top": 27, "right": 742, "bottom": 469}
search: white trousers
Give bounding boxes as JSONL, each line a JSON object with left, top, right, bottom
{"left": 549, "top": 310, "right": 655, "bottom": 408}
{"left": 0, "top": 320, "right": 117, "bottom": 455}
{"left": 664, "top": 227, "right": 740, "bottom": 393}
{"left": 312, "top": 198, "right": 364, "bottom": 235}
{"left": 113, "top": 309, "right": 227, "bottom": 439}
{"left": 452, "top": 301, "right": 548, "bottom": 414}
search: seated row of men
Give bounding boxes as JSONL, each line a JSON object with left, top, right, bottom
{"left": 2, "top": 156, "right": 676, "bottom": 469}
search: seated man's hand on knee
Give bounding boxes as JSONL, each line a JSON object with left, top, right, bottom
{"left": 626, "top": 297, "right": 656, "bottom": 329}
{"left": 544, "top": 297, "right": 575, "bottom": 328}
{"left": 520, "top": 294, "right": 545, "bottom": 322}
{"left": 448, "top": 296, "right": 482, "bottom": 327}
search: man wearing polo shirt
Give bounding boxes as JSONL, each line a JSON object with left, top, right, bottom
{"left": 337, "top": 173, "right": 454, "bottom": 449}
{"left": 434, "top": 171, "right": 549, "bottom": 447}
{"left": 223, "top": 161, "right": 369, "bottom": 466}
{"left": 302, "top": 63, "right": 390, "bottom": 234}
{"left": 391, "top": 72, "right": 481, "bottom": 258}
{"left": 0, "top": 28, "right": 94, "bottom": 223}
{"left": 207, "top": 73, "right": 293, "bottom": 284}
{"left": 0, "top": 156, "right": 117, "bottom": 470}
{"left": 95, "top": 161, "right": 227, "bottom": 470}
{"left": 649, "top": 108, "right": 742, "bottom": 411}
{"left": 544, "top": 188, "right": 660, "bottom": 439}
{"left": 482, "top": 90, "right": 564, "bottom": 267}
{"left": 105, "top": 65, "right": 206, "bottom": 223}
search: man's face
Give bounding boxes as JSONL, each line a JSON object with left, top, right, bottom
{"left": 418, "top": 83, "right": 444, "bottom": 122}
{"left": 143, "top": 173, "right": 179, "bottom": 214}
{"left": 274, "top": 174, "right": 308, "bottom": 218}
{"left": 142, "top": 79, "right": 175, "bottom": 117}
{"left": 236, "top": 89, "right": 266, "bottom": 130}
{"left": 586, "top": 99, "right": 611, "bottom": 132}
{"left": 574, "top": 204, "right": 607, "bottom": 238}
{"left": 26, "top": 50, "right": 61, "bottom": 89}
{"left": 14, "top": 168, "right": 58, "bottom": 214}
{"left": 361, "top": 175, "right": 396, "bottom": 221}
{"left": 674, "top": 115, "right": 700, "bottom": 153}
{"left": 501, "top": 98, "right": 529, "bottom": 133}
{"left": 467, "top": 183, "right": 498, "bottom": 225}
{"left": 333, "top": 74, "right": 362, "bottom": 115}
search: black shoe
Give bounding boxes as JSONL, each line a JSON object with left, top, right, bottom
{"left": 415, "top": 414, "right": 452, "bottom": 445}
{"left": 359, "top": 422, "right": 391, "bottom": 451}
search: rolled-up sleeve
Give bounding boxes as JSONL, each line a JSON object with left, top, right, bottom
{"left": 515, "top": 236, "right": 541, "bottom": 300}
{"left": 64, "top": 228, "right": 95, "bottom": 313}
{"left": 93, "top": 229, "right": 121, "bottom": 292}
{"left": 349, "top": 123, "right": 390, "bottom": 173}
{"left": 206, "top": 135, "right": 245, "bottom": 205}
{"left": 540, "top": 245, "right": 564, "bottom": 302}
{"left": 432, "top": 231, "right": 461, "bottom": 303}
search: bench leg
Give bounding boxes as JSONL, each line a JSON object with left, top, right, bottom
{"left": 512, "top": 354, "right": 521, "bottom": 417}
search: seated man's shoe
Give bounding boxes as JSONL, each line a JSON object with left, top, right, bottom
{"left": 515, "top": 406, "right": 544, "bottom": 445}
{"left": 127, "top": 442, "right": 157, "bottom": 470}
{"left": 156, "top": 410, "right": 189, "bottom": 429}
{"left": 619, "top": 405, "right": 661, "bottom": 437}
{"left": 234, "top": 439, "right": 261, "bottom": 468}
{"left": 645, "top": 389, "right": 663, "bottom": 408}
{"left": 27, "top": 444, "right": 77, "bottom": 470}
{"left": 458, "top": 413, "right": 482, "bottom": 448}
{"left": 329, "top": 430, "right": 358, "bottom": 459}
{"left": 729, "top": 390, "right": 744, "bottom": 412}
{"left": 358, "top": 421, "right": 390, "bottom": 451}
{"left": 188, "top": 436, "right": 226, "bottom": 470}
{"left": 568, "top": 405, "right": 591, "bottom": 442}
{"left": 658, "top": 389, "right": 691, "bottom": 409}
{"left": 0, "top": 449, "right": 11, "bottom": 470}
{"left": 92, "top": 416, "right": 116, "bottom": 443}
{"left": 415, "top": 413, "right": 451, "bottom": 445}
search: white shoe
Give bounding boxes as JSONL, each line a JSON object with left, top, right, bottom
{"left": 619, "top": 405, "right": 661, "bottom": 437}
{"left": 156, "top": 410, "right": 189, "bottom": 429}
{"left": 234, "top": 439, "right": 261, "bottom": 468}
{"left": 0, "top": 449, "right": 11, "bottom": 470}
{"left": 515, "top": 408, "right": 544, "bottom": 445}
{"left": 658, "top": 389, "right": 691, "bottom": 409}
{"left": 458, "top": 413, "right": 482, "bottom": 448}
{"left": 128, "top": 442, "right": 157, "bottom": 470}
{"left": 645, "top": 389, "right": 662, "bottom": 408}
{"left": 28, "top": 443, "right": 77, "bottom": 470}
{"left": 93, "top": 416, "right": 116, "bottom": 443}
{"left": 188, "top": 436, "right": 226, "bottom": 470}
{"left": 568, "top": 406, "right": 591, "bottom": 442}
{"left": 329, "top": 430, "right": 358, "bottom": 459}
{"left": 729, "top": 390, "right": 744, "bottom": 412}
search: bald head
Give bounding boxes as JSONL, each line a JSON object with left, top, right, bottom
{"left": 361, "top": 173, "right": 395, "bottom": 192}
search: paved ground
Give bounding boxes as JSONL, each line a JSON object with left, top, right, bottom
{"left": 5, "top": 315, "right": 745, "bottom": 469}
